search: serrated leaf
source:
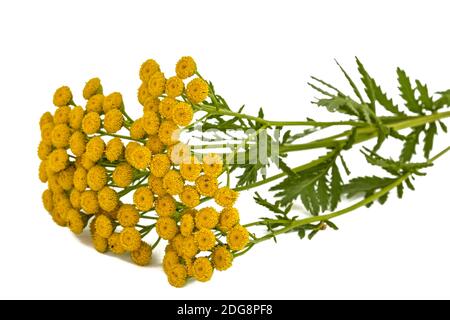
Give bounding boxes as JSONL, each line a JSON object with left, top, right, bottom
{"left": 317, "top": 176, "right": 329, "bottom": 212}
{"left": 405, "top": 178, "right": 415, "bottom": 190}
{"left": 336, "top": 59, "right": 364, "bottom": 103}
{"left": 344, "top": 128, "right": 358, "bottom": 150}
{"left": 356, "top": 57, "right": 376, "bottom": 111}
{"left": 397, "top": 183, "right": 404, "bottom": 199}
{"left": 415, "top": 80, "right": 434, "bottom": 111}
{"left": 400, "top": 127, "right": 422, "bottom": 162}
{"left": 378, "top": 192, "right": 389, "bottom": 204}
{"left": 423, "top": 123, "right": 437, "bottom": 159}
{"left": 439, "top": 121, "right": 448, "bottom": 133}
{"left": 330, "top": 163, "right": 343, "bottom": 210}
{"left": 253, "top": 192, "right": 285, "bottom": 215}
{"left": 316, "top": 96, "right": 359, "bottom": 117}
{"left": 397, "top": 68, "right": 422, "bottom": 114}
{"left": 343, "top": 176, "right": 396, "bottom": 198}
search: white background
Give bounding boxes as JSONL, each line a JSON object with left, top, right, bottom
{"left": 1, "top": 0, "right": 449, "bottom": 299}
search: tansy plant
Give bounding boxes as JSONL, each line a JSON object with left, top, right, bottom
{"left": 38, "top": 56, "right": 450, "bottom": 287}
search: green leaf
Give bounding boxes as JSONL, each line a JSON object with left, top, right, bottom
{"left": 397, "top": 68, "right": 422, "bottom": 114}
{"left": 316, "top": 96, "right": 359, "bottom": 117}
{"left": 308, "top": 229, "right": 319, "bottom": 240}
{"left": 423, "top": 123, "right": 437, "bottom": 159}
{"left": 329, "top": 163, "right": 343, "bottom": 210}
{"left": 253, "top": 192, "right": 286, "bottom": 215}
{"left": 415, "top": 80, "right": 434, "bottom": 111}
{"left": 439, "top": 121, "right": 448, "bottom": 133}
{"left": 356, "top": 57, "right": 376, "bottom": 111}
{"left": 298, "top": 228, "right": 306, "bottom": 239}
{"left": 317, "top": 176, "right": 329, "bottom": 212}
{"left": 343, "top": 176, "right": 396, "bottom": 198}
{"left": 397, "top": 183, "right": 404, "bottom": 199}
{"left": 400, "top": 127, "right": 422, "bottom": 162}
{"left": 335, "top": 59, "right": 364, "bottom": 103}
{"left": 373, "top": 82, "right": 405, "bottom": 116}
{"left": 325, "top": 220, "right": 339, "bottom": 230}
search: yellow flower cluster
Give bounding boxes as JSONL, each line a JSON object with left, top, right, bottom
{"left": 38, "top": 56, "right": 250, "bottom": 288}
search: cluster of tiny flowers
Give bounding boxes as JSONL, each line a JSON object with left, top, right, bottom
{"left": 38, "top": 57, "right": 250, "bottom": 287}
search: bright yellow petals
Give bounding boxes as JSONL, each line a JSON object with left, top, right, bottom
{"left": 219, "top": 207, "right": 240, "bottom": 232}
{"left": 83, "top": 77, "right": 102, "bottom": 100}
{"left": 53, "top": 86, "right": 72, "bottom": 107}
{"left": 180, "top": 236, "right": 198, "bottom": 258}
{"left": 150, "top": 154, "right": 171, "bottom": 177}
{"left": 87, "top": 165, "right": 107, "bottom": 191}
{"left": 95, "top": 214, "right": 114, "bottom": 238}
{"left": 120, "top": 227, "right": 141, "bottom": 252}
{"left": 148, "top": 71, "right": 166, "bottom": 97}
{"left": 214, "top": 187, "right": 238, "bottom": 208}
{"left": 42, "top": 189, "right": 53, "bottom": 212}
{"left": 165, "top": 76, "right": 184, "bottom": 98}
{"left": 131, "top": 241, "right": 152, "bottom": 266}
{"left": 158, "top": 97, "right": 177, "bottom": 120}
{"left": 133, "top": 187, "right": 154, "bottom": 211}
{"left": 156, "top": 217, "right": 178, "bottom": 240}
{"left": 172, "top": 102, "right": 193, "bottom": 127}
{"left": 105, "top": 137, "right": 124, "bottom": 162}
{"left": 158, "top": 120, "right": 180, "bottom": 146}
{"left": 142, "top": 110, "right": 160, "bottom": 135}
{"left": 69, "top": 131, "right": 87, "bottom": 156}
{"left": 69, "top": 106, "right": 85, "bottom": 130}
{"left": 195, "top": 228, "right": 216, "bottom": 251}
{"left": 108, "top": 233, "right": 126, "bottom": 254}
{"left": 180, "top": 213, "right": 195, "bottom": 237}
{"left": 129, "top": 145, "right": 151, "bottom": 169}
{"left": 186, "top": 78, "right": 209, "bottom": 104}
{"left": 103, "top": 109, "right": 123, "bottom": 133}
{"left": 138, "top": 82, "right": 149, "bottom": 106}
{"left": 167, "top": 264, "right": 187, "bottom": 288}
{"left": 57, "top": 166, "right": 75, "bottom": 190}
{"left": 145, "top": 135, "right": 164, "bottom": 154}
{"left": 41, "top": 122, "right": 54, "bottom": 143}
{"left": 69, "top": 189, "right": 81, "bottom": 209}
{"left": 40, "top": 112, "right": 53, "bottom": 129}
{"left": 103, "top": 92, "right": 123, "bottom": 113}
{"left": 38, "top": 160, "right": 48, "bottom": 182}
{"left": 67, "top": 209, "right": 87, "bottom": 234}
{"left": 80, "top": 153, "right": 96, "bottom": 170}
{"left": 130, "top": 118, "right": 146, "bottom": 140}
{"left": 48, "top": 149, "right": 69, "bottom": 172}
{"left": 195, "top": 207, "right": 219, "bottom": 229}
{"left": 176, "top": 56, "right": 197, "bottom": 79}
{"left": 195, "top": 174, "right": 218, "bottom": 197}
{"left": 180, "top": 185, "right": 200, "bottom": 208}
{"left": 163, "top": 170, "right": 184, "bottom": 195}
{"left": 98, "top": 186, "right": 119, "bottom": 212}
{"left": 148, "top": 175, "right": 167, "bottom": 196}
{"left": 226, "top": 225, "right": 249, "bottom": 251}
{"left": 143, "top": 96, "right": 160, "bottom": 113}
{"left": 112, "top": 163, "right": 134, "bottom": 187}
{"left": 73, "top": 167, "right": 87, "bottom": 191}
{"left": 82, "top": 112, "right": 101, "bottom": 134}
{"left": 51, "top": 124, "right": 71, "bottom": 148}
{"left": 180, "top": 156, "right": 201, "bottom": 181}
{"left": 54, "top": 105, "right": 71, "bottom": 124}
{"left": 86, "top": 94, "right": 104, "bottom": 113}
{"left": 202, "top": 153, "right": 223, "bottom": 177}
{"left": 117, "top": 204, "right": 140, "bottom": 227}
{"left": 85, "top": 136, "right": 105, "bottom": 162}
{"left": 38, "top": 140, "right": 52, "bottom": 160}
{"left": 92, "top": 234, "right": 108, "bottom": 253}
{"left": 155, "top": 194, "right": 176, "bottom": 217}
{"left": 212, "top": 246, "right": 233, "bottom": 271}
{"left": 169, "top": 143, "right": 190, "bottom": 165}
{"left": 192, "top": 257, "right": 213, "bottom": 282}
{"left": 140, "top": 59, "right": 160, "bottom": 82}
{"left": 80, "top": 190, "right": 99, "bottom": 214}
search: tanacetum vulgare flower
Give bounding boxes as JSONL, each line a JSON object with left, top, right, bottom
{"left": 155, "top": 194, "right": 176, "bottom": 217}
{"left": 129, "top": 145, "right": 151, "bottom": 170}
{"left": 150, "top": 154, "right": 171, "bottom": 177}
{"left": 82, "top": 111, "right": 101, "bottom": 134}
{"left": 92, "top": 234, "right": 108, "bottom": 253}
{"left": 218, "top": 207, "right": 240, "bottom": 232}
{"left": 195, "top": 207, "right": 219, "bottom": 229}
{"left": 142, "top": 110, "right": 160, "bottom": 135}
{"left": 186, "top": 78, "right": 209, "bottom": 103}
{"left": 80, "top": 190, "right": 99, "bottom": 214}
{"left": 73, "top": 167, "right": 87, "bottom": 192}
{"left": 131, "top": 241, "right": 152, "bottom": 266}
{"left": 85, "top": 136, "right": 105, "bottom": 162}
{"left": 117, "top": 204, "right": 140, "bottom": 227}
{"left": 120, "top": 227, "right": 141, "bottom": 252}
{"left": 48, "top": 148, "right": 69, "bottom": 172}
{"left": 167, "top": 264, "right": 187, "bottom": 288}
{"left": 195, "top": 228, "right": 216, "bottom": 251}
{"left": 39, "top": 112, "right": 53, "bottom": 129}
{"left": 51, "top": 124, "right": 71, "bottom": 148}
{"left": 130, "top": 118, "right": 146, "bottom": 140}
{"left": 158, "top": 97, "right": 177, "bottom": 120}
{"left": 103, "top": 109, "right": 123, "bottom": 133}
{"left": 98, "top": 186, "right": 119, "bottom": 212}
{"left": 69, "top": 131, "right": 86, "bottom": 157}
{"left": 211, "top": 246, "right": 233, "bottom": 271}
{"left": 38, "top": 140, "right": 52, "bottom": 160}
{"left": 214, "top": 187, "right": 239, "bottom": 208}
{"left": 95, "top": 214, "right": 114, "bottom": 238}
{"left": 156, "top": 217, "right": 178, "bottom": 240}
{"left": 165, "top": 76, "right": 184, "bottom": 97}
{"left": 108, "top": 233, "right": 126, "bottom": 254}
{"left": 105, "top": 137, "right": 124, "bottom": 162}
{"left": 195, "top": 174, "right": 218, "bottom": 197}
{"left": 86, "top": 94, "right": 104, "bottom": 113}
{"left": 54, "top": 105, "right": 71, "bottom": 124}
{"left": 172, "top": 102, "right": 194, "bottom": 127}
{"left": 180, "top": 186, "right": 200, "bottom": 208}
{"left": 69, "top": 189, "right": 81, "bottom": 209}
{"left": 103, "top": 92, "right": 123, "bottom": 113}
{"left": 162, "top": 170, "right": 184, "bottom": 195}
{"left": 53, "top": 86, "right": 72, "bottom": 107}
{"left": 143, "top": 96, "right": 160, "bottom": 113}
{"left": 133, "top": 187, "right": 154, "bottom": 211}
{"left": 67, "top": 209, "right": 87, "bottom": 235}
{"left": 180, "top": 213, "right": 195, "bottom": 237}
{"left": 69, "top": 106, "right": 85, "bottom": 130}
{"left": 83, "top": 77, "right": 102, "bottom": 100}
{"left": 192, "top": 257, "right": 213, "bottom": 282}
{"left": 202, "top": 153, "right": 223, "bottom": 177}
{"left": 175, "top": 56, "right": 197, "bottom": 79}
{"left": 180, "top": 156, "right": 202, "bottom": 181}
{"left": 140, "top": 59, "right": 160, "bottom": 82}
{"left": 226, "top": 225, "right": 249, "bottom": 251}
{"left": 148, "top": 71, "right": 166, "bottom": 97}
{"left": 158, "top": 120, "right": 179, "bottom": 146}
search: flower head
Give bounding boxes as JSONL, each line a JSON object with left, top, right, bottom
{"left": 175, "top": 56, "right": 196, "bottom": 79}
{"left": 156, "top": 217, "right": 178, "bottom": 240}
{"left": 53, "top": 86, "right": 72, "bottom": 107}
{"left": 83, "top": 78, "right": 102, "bottom": 100}
{"left": 192, "top": 257, "right": 213, "bottom": 282}
{"left": 186, "top": 78, "right": 209, "bottom": 103}
{"left": 165, "top": 76, "right": 184, "bottom": 97}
